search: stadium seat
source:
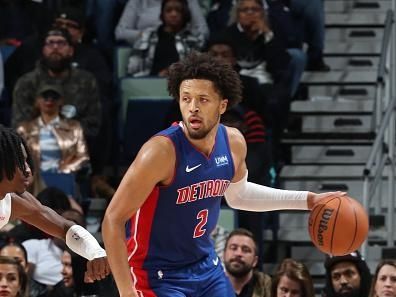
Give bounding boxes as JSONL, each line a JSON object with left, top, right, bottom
{"left": 123, "top": 98, "right": 173, "bottom": 162}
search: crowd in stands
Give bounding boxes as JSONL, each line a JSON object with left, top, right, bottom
{"left": 1, "top": 1, "right": 395, "bottom": 297}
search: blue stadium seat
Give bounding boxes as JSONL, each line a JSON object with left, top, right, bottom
{"left": 123, "top": 98, "right": 173, "bottom": 163}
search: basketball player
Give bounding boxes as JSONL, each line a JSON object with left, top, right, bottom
{"left": 0, "top": 125, "right": 109, "bottom": 281}
{"left": 102, "top": 52, "right": 344, "bottom": 297}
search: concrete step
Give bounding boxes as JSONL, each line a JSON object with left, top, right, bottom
{"left": 326, "top": 28, "right": 383, "bottom": 41}
{"left": 280, "top": 164, "right": 366, "bottom": 179}
{"left": 291, "top": 99, "right": 374, "bottom": 114}
{"left": 324, "top": 42, "right": 381, "bottom": 56}
{"left": 301, "top": 70, "right": 377, "bottom": 85}
{"left": 306, "top": 85, "right": 375, "bottom": 101}
{"left": 291, "top": 145, "right": 371, "bottom": 164}
{"left": 301, "top": 115, "right": 373, "bottom": 133}
{"left": 323, "top": 57, "right": 378, "bottom": 70}
{"left": 325, "top": 13, "right": 386, "bottom": 27}
{"left": 324, "top": 1, "right": 391, "bottom": 13}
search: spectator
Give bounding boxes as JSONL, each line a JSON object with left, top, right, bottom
{"left": 221, "top": 0, "right": 291, "bottom": 88}
{"left": 223, "top": 228, "right": 271, "bottom": 297}
{"left": 11, "top": 28, "right": 114, "bottom": 199}
{"left": 272, "top": 258, "right": 315, "bottom": 297}
{"left": 115, "top": 0, "right": 209, "bottom": 45}
{"left": 369, "top": 259, "right": 396, "bottom": 297}
{"left": 220, "top": 0, "right": 297, "bottom": 154}
{"left": 127, "top": 0, "right": 205, "bottom": 77}
{"left": 21, "top": 209, "right": 86, "bottom": 297}
{"left": 266, "top": 0, "right": 329, "bottom": 71}
{"left": 322, "top": 251, "right": 372, "bottom": 297}
{"left": 0, "top": 256, "right": 27, "bottom": 297}
{"left": 12, "top": 28, "right": 101, "bottom": 142}
{"left": 0, "top": 241, "right": 31, "bottom": 297}
{"left": 16, "top": 83, "right": 90, "bottom": 196}
{"left": 5, "top": 6, "right": 112, "bottom": 107}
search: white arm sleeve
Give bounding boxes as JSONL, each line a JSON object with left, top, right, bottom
{"left": 65, "top": 225, "right": 106, "bottom": 261}
{"left": 224, "top": 171, "right": 309, "bottom": 211}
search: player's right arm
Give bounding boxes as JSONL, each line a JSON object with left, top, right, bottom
{"left": 102, "top": 136, "right": 175, "bottom": 297}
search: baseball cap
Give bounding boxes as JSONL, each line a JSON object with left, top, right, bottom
{"left": 43, "top": 28, "right": 73, "bottom": 46}
{"left": 36, "top": 83, "right": 64, "bottom": 98}
{"left": 55, "top": 7, "right": 85, "bottom": 27}
{"left": 324, "top": 250, "right": 365, "bottom": 270}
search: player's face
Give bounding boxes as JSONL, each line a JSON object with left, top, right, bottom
{"left": 179, "top": 79, "right": 228, "bottom": 140}
{"left": 277, "top": 275, "right": 302, "bottom": 297}
{"left": 61, "top": 251, "right": 74, "bottom": 288}
{"left": 331, "top": 262, "right": 361, "bottom": 296}
{"left": 374, "top": 264, "right": 396, "bottom": 297}
{"left": 0, "top": 264, "right": 21, "bottom": 297}
{"left": 223, "top": 235, "right": 257, "bottom": 277}
{"left": 1, "top": 145, "right": 32, "bottom": 196}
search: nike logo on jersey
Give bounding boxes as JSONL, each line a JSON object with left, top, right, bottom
{"left": 185, "top": 164, "right": 202, "bottom": 172}
{"left": 213, "top": 257, "right": 219, "bottom": 266}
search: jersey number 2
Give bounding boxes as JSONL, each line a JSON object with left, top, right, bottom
{"left": 193, "top": 209, "right": 208, "bottom": 238}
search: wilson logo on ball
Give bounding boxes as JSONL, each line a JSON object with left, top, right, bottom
{"left": 317, "top": 208, "right": 334, "bottom": 246}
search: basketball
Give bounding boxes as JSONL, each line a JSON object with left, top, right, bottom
{"left": 308, "top": 195, "right": 369, "bottom": 256}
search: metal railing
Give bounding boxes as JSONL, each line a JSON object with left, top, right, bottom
{"left": 361, "top": 9, "right": 395, "bottom": 257}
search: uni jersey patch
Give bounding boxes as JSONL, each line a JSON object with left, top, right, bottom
{"left": 215, "top": 155, "right": 229, "bottom": 167}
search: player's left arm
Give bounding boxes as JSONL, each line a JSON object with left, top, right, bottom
{"left": 11, "top": 192, "right": 110, "bottom": 280}
{"left": 224, "top": 127, "right": 345, "bottom": 210}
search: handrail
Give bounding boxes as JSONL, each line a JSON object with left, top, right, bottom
{"left": 377, "top": 10, "right": 394, "bottom": 84}
{"left": 363, "top": 96, "right": 396, "bottom": 175}
{"left": 361, "top": 9, "right": 395, "bottom": 257}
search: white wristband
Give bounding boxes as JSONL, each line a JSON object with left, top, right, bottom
{"left": 65, "top": 225, "right": 106, "bottom": 260}
{"left": 224, "top": 171, "right": 308, "bottom": 211}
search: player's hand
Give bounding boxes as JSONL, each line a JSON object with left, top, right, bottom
{"left": 307, "top": 191, "right": 347, "bottom": 210}
{"left": 85, "top": 256, "right": 111, "bottom": 282}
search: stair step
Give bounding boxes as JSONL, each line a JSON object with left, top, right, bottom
{"left": 306, "top": 85, "right": 375, "bottom": 100}
{"left": 324, "top": 1, "right": 391, "bottom": 13}
{"left": 325, "top": 13, "right": 386, "bottom": 27}
{"left": 324, "top": 42, "right": 381, "bottom": 56}
{"left": 280, "top": 164, "right": 366, "bottom": 179}
{"left": 326, "top": 28, "right": 383, "bottom": 41}
{"left": 301, "top": 115, "right": 373, "bottom": 133}
{"left": 291, "top": 99, "right": 374, "bottom": 114}
{"left": 281, "top": 134, "right": 375, "bottom": 145}
{"left": 291, "top": 145, "right": 371, "bottom": 164}
{"left": 302, "top": 70, "right": 377, "bottom": 85}
{"left": 322, "top": 57, "right": 378, "bottom": 70}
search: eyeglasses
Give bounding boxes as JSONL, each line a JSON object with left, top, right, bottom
{"left": 44, "top": 39, "right": 69, "bottom": 48}
{"left": 238, "top": 7, "right": 262, "bottom": 14}
{"left": 54, "top": 20, "right": 81, "bottom": 30}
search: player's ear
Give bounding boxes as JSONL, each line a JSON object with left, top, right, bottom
{"left": 220, "top": 99, "right": 228, "bottom": 114}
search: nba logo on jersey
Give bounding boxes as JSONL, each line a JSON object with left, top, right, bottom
{"left": 215, "top": 155, "right": 229, "bottom": 167}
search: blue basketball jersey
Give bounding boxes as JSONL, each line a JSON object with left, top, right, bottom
{"left": 126, "top": 123, "right": 235, "bottom": 272}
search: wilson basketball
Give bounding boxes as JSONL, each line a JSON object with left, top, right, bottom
{"left": 308, "top": 195, "right": 369, "bottom": 256}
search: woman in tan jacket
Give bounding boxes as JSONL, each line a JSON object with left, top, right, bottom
{"left": 16, "top": 83, "right": 90, "bottom": 195}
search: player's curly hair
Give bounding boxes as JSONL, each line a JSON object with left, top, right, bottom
{"left": 0, "top": 125, "right": 34, "bottom": 182}
{"left": 167, "top": 52, "right": 242, "bottom": 109}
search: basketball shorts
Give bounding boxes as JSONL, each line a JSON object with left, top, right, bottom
{"left": 131, "top": 252, "right": 236, "bottom": 297}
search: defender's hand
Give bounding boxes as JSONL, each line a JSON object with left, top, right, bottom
{"left": 85, "top": 256, "right": 111, "bottom": 282}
